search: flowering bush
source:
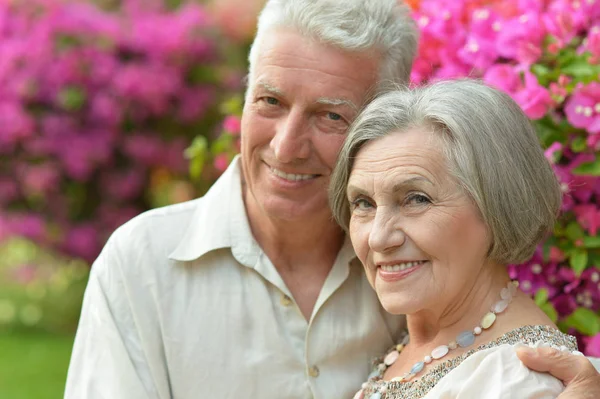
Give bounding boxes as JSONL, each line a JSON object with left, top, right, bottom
{"left": 0, "top": 0, "right": 229, "bottom": 263}
{"left": 197, "top": 0, "right": 600, "bottom": 353}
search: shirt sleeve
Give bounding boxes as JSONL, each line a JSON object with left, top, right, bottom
{"left": 423, "top": 344, "right": 565, "bottom": 399}
{"left": 64, "top": 232, "right": 170, "bottom": 399}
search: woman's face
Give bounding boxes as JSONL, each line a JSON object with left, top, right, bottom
{"left": 347, "top": 128, "right": 492, "bottom": 316}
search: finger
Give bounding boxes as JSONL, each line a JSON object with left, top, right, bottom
{"left": 516, "top": 346, "right": 595, "bottom": 384}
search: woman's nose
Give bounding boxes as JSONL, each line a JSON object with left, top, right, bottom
{"left": 367, "top": 208, "right": 406, "bottom": 253}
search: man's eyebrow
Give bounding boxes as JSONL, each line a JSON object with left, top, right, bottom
{"left": 316, "top": 97, "right": 358, "bottom": 111}
{"left": 255, "top": 81, "right": 284, "bottom": 96}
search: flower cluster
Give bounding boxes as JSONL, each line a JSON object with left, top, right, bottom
{"left": 410, "top": 0, "right": 600, "bottom": 353}
{"left": 0, "top": 0, "right": 225, "bottom": 263}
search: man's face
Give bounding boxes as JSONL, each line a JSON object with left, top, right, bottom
{"left": 241, "top": 28, "right": 380, "bottom": 223}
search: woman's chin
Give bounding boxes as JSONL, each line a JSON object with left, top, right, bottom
{"left": 378, "top": 296, "right": 420, "bottom": 315}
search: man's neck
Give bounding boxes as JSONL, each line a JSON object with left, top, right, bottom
{"left": 245, "top": 199, "right": 346, "bottom": 320}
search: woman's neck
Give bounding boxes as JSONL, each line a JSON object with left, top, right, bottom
{"left": 406, "top": 265, "right": 510, "bottom": 348}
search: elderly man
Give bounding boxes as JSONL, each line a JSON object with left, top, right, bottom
{"left": 65, "top": 0, "right": 600, "bottom": 398}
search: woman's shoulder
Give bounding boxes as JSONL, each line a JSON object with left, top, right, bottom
{"left": 360, "top": 326, "right": 577, "bottom": 399}
{"left": 423, "top": 325, "right": 578, "bottom": 398}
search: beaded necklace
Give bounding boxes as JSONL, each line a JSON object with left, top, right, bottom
{"left": 355, "top": 281, "right": 519, "bottom": 399}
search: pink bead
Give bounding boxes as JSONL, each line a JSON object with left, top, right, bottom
{"left": 384, "top": 350, "right": 399, "bottom": 366}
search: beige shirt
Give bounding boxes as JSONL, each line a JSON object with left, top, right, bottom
{"left": 65, "top": 157, "right": 405, "bottom": 399}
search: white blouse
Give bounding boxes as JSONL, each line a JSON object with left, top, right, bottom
{"left": 360, "top": 325, "right": 581, "bottom": 399}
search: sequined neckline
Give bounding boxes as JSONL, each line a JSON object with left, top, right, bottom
{"left": 362, "top": 325, "right": 577, "bottom": 399}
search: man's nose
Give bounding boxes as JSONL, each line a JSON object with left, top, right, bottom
{"left": 368, "top": 207, "right": 406, "bottom": 253}
{"left": 270, "top": 110, "right": 310, "bottom": 163}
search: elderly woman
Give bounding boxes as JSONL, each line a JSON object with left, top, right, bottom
{"left": 329, "top": 79, "right": 579, "bottom": 399}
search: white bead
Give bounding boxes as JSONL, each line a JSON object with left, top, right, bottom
{"left": 500, "top": 287, "right": 511, "bottom": 300}
{"left": 431, "top": 345, "right": 449, "bottom": 359}
{"left": 424, "top": 355, "right": 432, "bottom": 364}
{"left": 493, "top": 299, "right": 509, "bottom": 313}
{"left": 474, "top": 326, "right": 482, "bottom": 335}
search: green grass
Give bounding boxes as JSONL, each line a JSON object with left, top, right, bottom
{"left": 0, "top": 331, "right": 74, "bottom": 399}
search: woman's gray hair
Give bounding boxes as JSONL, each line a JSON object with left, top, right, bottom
{"left": 248, "top": 0, "right": 418, "bottom": 90}
{"left": 329, "top": 79, "right": 562, "bottom": 265}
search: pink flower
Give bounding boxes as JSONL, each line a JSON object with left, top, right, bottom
{"left": 513, "top": 72, "right": 553, "bottom": 119}
{"left": 0, "top": 101, "right": 35, "bottom": 146}
{"left": 544, "top": 142, "right": 563, "bottom": 163}
{"left": 61, "top": 224, "right": 100, "bottom": 262}
{"left": 496, "top": 12, "right": 545, "bottom": 65}
{"left": 177, "top": 87, "right": 213, "bottom": 122}
{"left": 223, "top": 115, "right": 241, "bottom": 135}
{"left": 564, "top": 83, "right": 600, "bottom": 134}
{"left": 483, "top": 64, "right": 521, "bottom": 94}
{"left": 573, "top": 204, "right": 600, "bottom": 236}
{"left": 213, "top": 154, "right": 229, "bottom": 172}
{"left": 583, "top": 333, "right": 600, "bottom": 357}
{"left": 123, "top": 134, "right": 165, "bottom": 167}
{"left": 583, "top": 26, "right": 600, "bottom": 63}
{"left": 100, "top": 168, "right": 145, "bottom": 202}
{"left": 457, "top": 35, "right": 498, "bottom": 70}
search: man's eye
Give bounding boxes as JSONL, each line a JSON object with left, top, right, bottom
{"left": 265, "top": 97, "right": 279, "bottom": 105}
{"left": 328, "top": 112, "right": 342, "bottom": 121}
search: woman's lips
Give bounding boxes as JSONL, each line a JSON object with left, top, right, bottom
{"left": 377, "top": 261, "right": 428, "bottom": 282}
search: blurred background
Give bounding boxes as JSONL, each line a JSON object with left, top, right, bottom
{"left": 0, "top": 0, "right": 599, "bottom": 398}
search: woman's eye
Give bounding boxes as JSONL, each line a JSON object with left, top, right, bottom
{"left": 351, "top": 198, "right": 373, "bottom": 210}
{"left": 407, "top": 194, "right": 431, "bottom": 205}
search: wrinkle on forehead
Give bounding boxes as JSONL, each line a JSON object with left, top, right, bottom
{"left": 348, "top": 131, "right": 453, "bottom": 194}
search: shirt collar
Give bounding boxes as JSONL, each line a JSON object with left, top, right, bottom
{"left": 168, "top": 156, "right": 262, "bottom": 266}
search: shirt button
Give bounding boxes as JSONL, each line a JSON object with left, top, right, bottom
{"left": 308, "top": 365, "right": 320, "bottom": 378}
{"left": 280, "top": 294, "right": 292, "bottom": 306}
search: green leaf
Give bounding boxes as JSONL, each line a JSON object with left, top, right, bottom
{"left": 570, "top": 248, "right": 589, "bottom": 275}
{"left": 211, "top": 134, "right": 234, "bottom": 155}
{"left": 219, "top": 95, "right": 244, "bottom": 116}
{"left": 57, "top": 86, "right": 86, "bottom": 111}
{"left": 540, "top": 302, "right": 559, "bottom": 323}
{"left": 571, "top": 136, "right": 587, "bottom": 152}
{"left": 561, "top": 59, "right": 600, "bottom": 78}
{"left": 534, "top": 288, "right": 549, "bottom": 306}
{"left": 531, "top": 64, "right": 552, "bottom": 86}
{"left": 583, "top": 236, "right": 600, "bottom": 249}
{"left": 184, "top": 136, "right": 208, "bottom": 159}
{"left": 189, "top": 157, "right": 204, "bottom": 181}
{"left": 565, "top": 222, "right": 585, "bottom": 240}
{"left": 564, "top": 307, "right": 600, "bottom": 335}
{"left": 572, "top": 159, "right": 600, "bottom": 176}
{"left": 188, "top": 65, "right": 218, "bottom": 85}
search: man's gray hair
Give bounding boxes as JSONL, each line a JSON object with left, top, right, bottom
{"left": 329, "top": 79, "right": 562, "bottom": 265}
{"left": 248, "top": 0, "right": 418, "bottom": 91}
